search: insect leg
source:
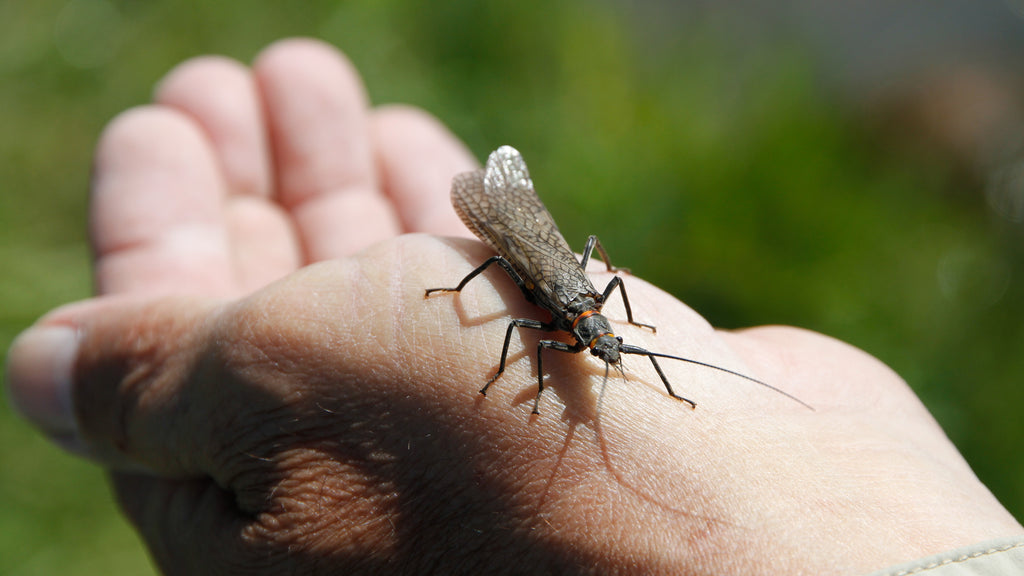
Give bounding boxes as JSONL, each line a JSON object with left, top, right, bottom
{"left": 481, "top": 318, "right": 556, "bottom": 395}
{"left": 579, "top": 235, "right": 630, "bottom": 274}
{"left": 425, "top": 255, "right": 527, "bottom": 297}
{"left": 642, "top": 352, "right": 696, "bottom": 408}
{"left": 617, "top": 344, "right": 697, "bottom": 408}
{"left": 533, "top": 339, "right": 586, "bottom": 414}
{"left": 599, "top": 276, "right": 656, "bottom": 332}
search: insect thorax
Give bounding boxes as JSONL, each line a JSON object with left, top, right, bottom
{"left": 571, "top": 308, "right": 617, "bottom": 351}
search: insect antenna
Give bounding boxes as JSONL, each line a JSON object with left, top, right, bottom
{"left": 618, "top": 344, "right": 814, "bottom": 410}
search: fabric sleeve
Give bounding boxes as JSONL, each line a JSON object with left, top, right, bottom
{"left": 865, "top": 536, "right": 1024, "bottom": 576}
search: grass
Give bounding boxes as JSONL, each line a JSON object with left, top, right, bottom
{"left": 2, "top": 1, "right": 1022, "bottom": 573}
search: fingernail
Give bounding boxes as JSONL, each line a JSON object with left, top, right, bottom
{"left": 5, "top": 326, "right": 80, "bottom": 438}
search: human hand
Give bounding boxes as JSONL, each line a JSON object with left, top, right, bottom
{"left": 6, "top": 39, "right": 1021, "bottom": 575}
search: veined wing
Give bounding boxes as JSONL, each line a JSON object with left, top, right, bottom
{"left": 451, "top": 146, "right": 596, "bottom": 309}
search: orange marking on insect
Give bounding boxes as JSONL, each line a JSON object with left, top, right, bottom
{"left": 572, "top": 309, "right": 599, "bottom": 331}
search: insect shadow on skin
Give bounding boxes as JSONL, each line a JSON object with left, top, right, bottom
{"left": 426, "top": 145, "right": 812, "bottom": 415}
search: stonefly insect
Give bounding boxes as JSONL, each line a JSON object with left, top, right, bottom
{"left": 426, "top": 145, "right": 809, "bottom": 414}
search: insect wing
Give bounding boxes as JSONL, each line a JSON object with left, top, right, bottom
{"left": 451, "top": 146, "right": 591, "bottom": 308}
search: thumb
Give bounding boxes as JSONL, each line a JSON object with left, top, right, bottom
{"left": 5, "top": 295, "right": 220, "bottom": 473}
{"left": 5, "top": 281, "right": 409, "bottom": 575}
{"left": 5, "top": 295, "right": 298, "bottom": 575}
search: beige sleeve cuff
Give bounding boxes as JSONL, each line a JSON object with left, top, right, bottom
{"left": 866, "top": 536, "right": 1024, "bottom": 576}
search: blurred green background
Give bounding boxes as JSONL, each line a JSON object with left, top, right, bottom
{"left": 3, "top": 0, "right": 1023, "bottom": 573}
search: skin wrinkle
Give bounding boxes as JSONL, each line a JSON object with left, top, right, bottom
{"left": 234, "top": 435, "right": 405, "bottom": 564}
{"left": 217, "top": 336, "right": 419, "bottom": 561}
{"left": 276, "top": 455, "right": 392, "bottom": 544}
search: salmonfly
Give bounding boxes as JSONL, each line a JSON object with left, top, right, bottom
{"left": 426, "top": 145, "right": 809, "bottom": 414}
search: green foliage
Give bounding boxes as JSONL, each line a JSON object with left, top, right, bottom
{"left": 2, "top": 1, "right": 1022, "bottom": 573}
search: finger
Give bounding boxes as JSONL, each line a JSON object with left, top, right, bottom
{"left": 371, "top": 105, "right": 477, "bottom": 237}
{"left": 155, "top": 56, "right": 272, "bottom": 199}
{"left": 91, "top": 107, "right": 236, "bottom": 296}
{"left": 155, "top": 56, "right": 302, "bottom": 291}
{"left": 254, "top": 38, "right": 401, "bottom": 261}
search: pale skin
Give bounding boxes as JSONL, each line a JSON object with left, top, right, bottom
{"left": 5, "top": 39, "right": 1022, "bottom": 575}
